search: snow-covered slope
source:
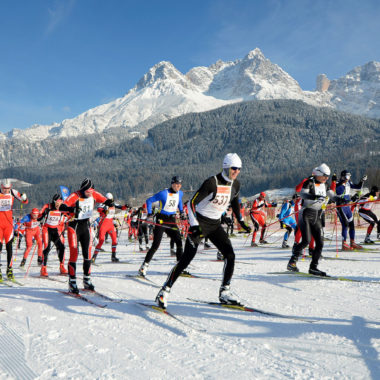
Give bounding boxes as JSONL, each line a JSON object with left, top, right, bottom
{"left": 1, "top": 221, "right": 379, "bottom": 379}
{"left": 2, "top": 49, "right": 379, "bottom": 143}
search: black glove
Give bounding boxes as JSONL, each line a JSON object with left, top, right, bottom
{"left": 332, "top": 173, "right": 337, "bottom": 182}
{"left": 351, "top": 193, "right": 359, "bottom": 202}
{"left": 189, "top": 225, "right": 203, "bottom": 239}
{"left": 104, "top": 199, "right": 113, "bottom": 207}
{"left": 239, "top": 221, "right": 251, "bottom": 233}
{"left": 271, "top": 202, "right": 277, "bottom": 207}
{"left": 180, "top": 212, "right": 187, "bottom": 220}
{"left": 124, "top": 203, "right": 130, "bottom": 209}
{"left": 316, "top": 196, "right": 326, "bottom": 202}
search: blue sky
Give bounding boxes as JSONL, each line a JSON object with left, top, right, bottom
{"left": 0, "top": 0, "right": 379, "bottom": 133}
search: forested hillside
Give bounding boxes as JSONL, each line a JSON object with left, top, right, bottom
{"left": 2, "top": 99, "right": 379, "bottom": 207}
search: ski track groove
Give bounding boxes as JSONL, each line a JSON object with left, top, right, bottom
{"left": 0, "top": 320, "right": 37, "bottom": 380}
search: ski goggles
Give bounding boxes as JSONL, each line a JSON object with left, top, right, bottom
{"left": 230, "top": 167, "right": 241, "bottom": 171}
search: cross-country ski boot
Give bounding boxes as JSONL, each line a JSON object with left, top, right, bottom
{"left": 282, "top": 240, "right": 289, "bottom": 248}
{"left": 0, "top": 267, "right": 2, "bottom": 281}
{"left": 19, "top": 258, "right": 26, "bottom": 268}
{"left": 138, "top": 262, "right": 149, "bottom": 277}
{"left": 309, "top": 265, "right": 327, "bottom": 277}
{"left": 6, "top": 267, "right": 14, "bottom": 280}
{"left": 342, "top": 241, "right": 352, "bottom": 251}
{"left": 216, "top": 251, "right": 224, "bottom": 261}
{"left": 350, "top": 240, "right": 363, "bottom": 250}
{"left": 40, "top": 265, "right": 48, "bottom": 277}
{"left": 156, "top": 286, "right": 170, "bottom": 309}
{"left": 364, "top": 235, "right": 374, "bottom": 244}
{"left": 91, "top": 253, "right": 98, "bottom": 263}
{"left": 287, "top": 252, "right": 299, "bottom": 272}
{"left": 68, "top": 279, "right": 79, "bottom": 294}
{"left": 219, "top": 285, "right": 242, "bottom": 305}
{"left": 59, "top": 263, "right": 68, "bottom": 275}
{"left": 111, "top": 253, "right": 119, "bottom": 262}
{"left": 37, "top": 256, "right": 43, "bottom": 266}
{"left": 83, "top": 276, "right": 95, "bottom": 291}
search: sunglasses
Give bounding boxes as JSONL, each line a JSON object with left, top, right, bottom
{"left": 231, "top": 167, "right": 241, "bottom": 171}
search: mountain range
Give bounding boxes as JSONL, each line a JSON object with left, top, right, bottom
{"left": 2, "top": 48, "right": 380, "bottom": 145}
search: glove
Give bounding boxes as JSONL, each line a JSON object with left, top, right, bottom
{"left": 124, "top": 203, "right": 130, "bottom": 209}
{"left": 282, "top": 223, "right": 287, "bottom": 229}
{"left": 361, "top": 175, "right": 368, "bottom": 181}
{"left": 180, "top": 212, "right": 187, "bottom": 220}
{"left": 188, "top": 225, "right": 203, "bottom": 239}
{"left": 271, "top": 202, "right": 277, "bottom": 207}
{"left": 351, "top": 194, "right": 359, "bottom": 202}
{"left": 104, "top": 199, "right": 113, "bottom": 207}
{"left": 21, "top": 193, "right": 27, "bottom": 202}
{"left": 317, "top": 196, "right": 326, "bottom": 203}
{"left": 75, "top": 204, "right": 82, "bottom": 214}
{"left": 239, "top": 221, "right": 251, "bottom": 233}
{"left": 343, "top": 195, "right": 351, "bottom": 202}
{"left": 331, "top": 173, "right": 337, "bottom": 182}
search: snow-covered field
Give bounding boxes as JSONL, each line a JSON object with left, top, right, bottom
{"left": 1, "top": 225, "right": 379, "bottom": 380}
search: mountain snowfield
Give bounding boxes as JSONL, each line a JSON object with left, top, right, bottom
{"left": 1, "top": 219, "right": 380, "bottom": 379}
{"left": 3, "top": 48, "right": 380, "bottom": 142}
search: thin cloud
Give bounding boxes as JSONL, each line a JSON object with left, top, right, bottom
{"left": 46, "top": 0, "right": 76, "bottom": 35}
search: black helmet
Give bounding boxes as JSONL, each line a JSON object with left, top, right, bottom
{"left": 80, "top": 178, "right": 93, "bottom": 192}
{"left": 171, "top": 176, "right": 182, "bottom": 184}
{"left": 52, "top": 193, "right": 62, "bottom": 202}
{"left": 340, "top": 170, "right": 351, "bottom": 179}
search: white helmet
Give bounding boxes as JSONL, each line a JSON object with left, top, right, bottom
{"left": 1, "top": 179, "right": 12, "bottom": 189}
{"left": 106, "top": 192, "right": 113, "bottom": 200}
{"left": 312, "top": 163, "right": 330, "bottom": 177}
{"left": 223, "top": 153, "right": 242, "bottom": 169}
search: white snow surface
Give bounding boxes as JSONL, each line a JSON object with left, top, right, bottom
{"left": 5, "top": 48, "right": 380, "bottom": 143}
{"left": 1, "top": 221, "right": 380, "bottom": 379}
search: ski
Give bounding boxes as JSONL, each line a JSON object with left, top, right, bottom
{"left": 7, "top": 278, "right": 24, "bottom": 286}
{"left": 187, "top": 298, "right": 316, "bottom": 323}
{"left": 137, "top": 302, "right": 206, "bottom": 332}
{"left": 268, "top": 271, "right": 380, "bottom": 284}
{"left": 179, "top": 272, "right": 219, "bottom": 281}
{"left": 125, "top": 274, "right": 160, "bottom": 288}
{"left": 0, "top": 279, "right": 13, "bottom": 287}
{"left": 303, "top": 255, "right": 362, "bottom": 262}
{"left": 209, "top": 259, "right": 256, "bottom": 266}
{"left": 30, "top": 274, "right": 67, "bottom": 283}
{"left": 58, "top": 290, "right": 107, "bottom": 308}
{"left": 81, "top": 289, "right": 122, "bottom": 303}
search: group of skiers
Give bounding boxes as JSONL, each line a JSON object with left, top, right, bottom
{"left": 0, "top": 154, "right": 379, "bottom": 310}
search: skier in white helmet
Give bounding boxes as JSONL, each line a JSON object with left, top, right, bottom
{"left": 287, "top": 164, "right": 335, "bottom": 276}
{"left": 155, "top": 153, "right": 251, "bottom": 309}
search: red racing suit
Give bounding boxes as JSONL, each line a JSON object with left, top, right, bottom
{"left": 63, "top": 190, "right": 106, "bottom": 279}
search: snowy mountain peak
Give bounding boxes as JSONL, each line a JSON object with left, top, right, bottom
{"left": 244, "top": 47, "right": 265, "bottom": 61}
{"left": 5, "top": 50, "right": 380, "bottom": 143}
{"left": 135, "top": 61, "right": 187, "bottom": 90}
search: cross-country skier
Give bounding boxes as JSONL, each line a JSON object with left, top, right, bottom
{"left": 0, "top": 179, "right": 28, "bottom": 280}
{"left": 131, "top": 203, "right": 150, "bottom": 252}
{"left": 155, "top": 153, "right": 251, "bottom": 309}
{"left": 278, "top": 198, "right": 297, "bottom": 248}
{"left": 92, "top": 192, "right": 128, "bottom": 263}
{"left": 287, "top": 164, "right": 334, "bottom": 276}
{"left": 358, "top": 185, "right": 380, "bottom": 243}
{"left": 138, "top": 176, "right": 185, "bottom": 277}
{"left": 62, "top": 178, "right": 107, "bottom": 293}
{"left": 336, "top": 170, "right": 367, "bottom": 250}
{"left": 19, "top": 208, "right": 43, "bottom": 268}
{"left": 249, "top": 192, "right": 277, "bottom": 246}
{"left": 37, "top": 194, "right": 75, "bottom": 276}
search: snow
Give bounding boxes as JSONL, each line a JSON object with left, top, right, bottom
{"left": 1, "top": 219, "right": 380, "bottom": 379}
